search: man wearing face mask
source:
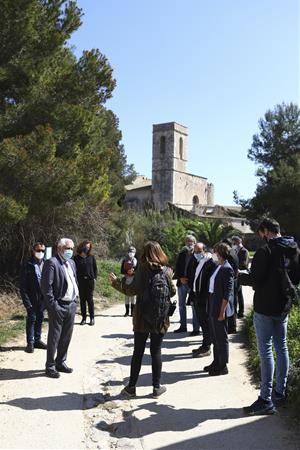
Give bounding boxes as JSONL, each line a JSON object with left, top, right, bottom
{"left": 187, "top": 243, "right": 217, "bottom": 356}
{"left": 232, "top": 236, "right": 249, "bottom": 318}
{"left": 173, "top": 235, "right": 200, "bottom": 334}
{"left": 41, "top": 238, "right": 78, "bottom": 378}
{"left": 243, "top": 218, "right": 300, "bottom": 415}
{"left": 20, "top": 242, "right": 47, "bottom": 353}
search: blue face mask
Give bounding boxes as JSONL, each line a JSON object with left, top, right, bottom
{"left": 63, "top": 249, "right": 73, "bottom": 260}
{"left": 194, "top": 253, "right": 205, "bottom": 262}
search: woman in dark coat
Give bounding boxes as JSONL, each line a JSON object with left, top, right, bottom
{"left": 205, "top": 242, "right": 235, "bottom": 376}
{"left": 109, "top": 241, "right": 176, "bottom": 398}
{"left": 74, "top": 240, "right": 98, "bottom": 326}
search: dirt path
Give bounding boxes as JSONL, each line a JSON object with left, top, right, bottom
{"left": 0, "top": 288, "right": 298, "bottom": 450}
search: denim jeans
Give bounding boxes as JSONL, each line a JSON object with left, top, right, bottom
{"left": 26, "top": 307, "right": 44, "bottom": 344}
{"left": 178, "top": 284, "right": 199, "bottom": 331}
{"left": 254, "top": 312, "right": 289, "bottom": 401}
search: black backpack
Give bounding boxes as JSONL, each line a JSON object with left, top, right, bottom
{"left": 141, "top": 267, "right": 171, "bottom": 329}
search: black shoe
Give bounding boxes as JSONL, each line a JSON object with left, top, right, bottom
{"left": 203, "top": 362, "right": 216, "bottom": 372}
{"left": 272, "top": 390, "right": 287, "bottom": 407}
{"left": 209, "top": 365, "right": 229, "bottom": 376}
{"left": 153, "top": 385, "right": 167, "bottom": 398}
{"left": 243, "top": 396, "right": 276, "bottom": 415}
{"left": 45, "top": 369, "right": 60, "bottom": 378}
{"left": 189, "top": 330, "right": 200, "bottom": 336}
{"left": 173, "top": 327, "right": 187, "bottom": 333}
{"left": 89, "top": 318, "right": 95, "bottom": 326}
{"left": 34, "top": 340, "right": 47, "bottom": 349}
{"left": 25, "top": 343, "right": 34, "bottom": 353}
{"left": 121, "top": 385, "right": 136, "bottom": 397}
{"left": 237, "top": 312, "right": 244, "bottom": 319}
{"left": 80, "top": 319, "right": 86, "bottom": 325}
{"left": 192, "top": 346, "right": 211, "bottom": 358}
{"left": 56, "top": 364, "right": 73, "bottom": 373}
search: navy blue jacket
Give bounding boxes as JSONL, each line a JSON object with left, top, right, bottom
{"left": 41, "top": 254, "right": 78, "bottom": 309}
{"left": 20, "top": 258, "right": 44, "bottom": 309}
{"left": 209, "top": 260, "right": 235, "bottom": 318}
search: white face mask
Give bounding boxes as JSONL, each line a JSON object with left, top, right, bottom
{"left": 128, "top": 252, "right": 135, "bottom": 258}
{"left": 232, "top": 245, "right": 238, "bottom": 251}
{"left": 34, "top": 251, "right": 44, "bottom": 260}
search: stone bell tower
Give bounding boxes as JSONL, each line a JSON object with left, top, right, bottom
{"left": 152, "top": 122, "right": 188, "bottom": 210}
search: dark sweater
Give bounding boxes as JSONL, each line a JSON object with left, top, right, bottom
{"left": 74, "top": 254, "right": 97, "bottom": 281}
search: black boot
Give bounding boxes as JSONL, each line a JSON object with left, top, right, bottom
{"left": 124, "top": 304, "right": 129, "bottom": 317}
{"left": 130, "top": 304, "right": 135, "bottom": 317}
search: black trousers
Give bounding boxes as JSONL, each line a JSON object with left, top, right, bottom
{"left": 78, "top": 279, "right": 95, "bottom": 319}
{"left": 46, "top": 301, "right": 77, "bottom": 370}
{"left": 129, "top": 331, "right": 164, "bottom": 388}
{"left": 194, "top": 301, "right": 211, "bottom": 349}
{"left": 237, "top": 281, "right": 244, "bottom": 315}
{"left": 209, "top": 316, "right": 229, "bottom": 370}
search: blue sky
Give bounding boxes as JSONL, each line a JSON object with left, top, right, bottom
{"left": 71, "top": 0, "right": 299, "bottom": 205}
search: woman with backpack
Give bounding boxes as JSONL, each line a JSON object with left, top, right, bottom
{"left": 109, "top": 241, "right": 176, "bottom": 398}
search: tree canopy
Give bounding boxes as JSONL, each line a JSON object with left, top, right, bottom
{"left": 0, "top": 0, "right": 135, "bottom": 274}
{"left": 235, "top": 102, "right": 300, "bottom": 240}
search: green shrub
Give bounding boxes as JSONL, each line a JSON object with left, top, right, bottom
{"left": 95, "top": 258, "right": 124, "bottom": 303}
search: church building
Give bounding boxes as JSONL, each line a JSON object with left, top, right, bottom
{"left": 125, "top": 122, "right": 214, "bottom": 212}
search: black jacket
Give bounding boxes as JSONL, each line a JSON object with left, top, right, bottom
{"left": 74, "top": 254, "right": 97, "bottom": 281}
{"left": 173, "top": 248, "right": 194, "bottom": 287}
{"left": 237, "top": 246, "right": 249, "bottom": 270}
{"left": 251, "top": 236, "right": 300, "bottom": 316}
{"left": 20, "top": 258, "right": 44, "bottom": 309}
{"left": 187, "top": 256, "right": 217, "bottom": 306}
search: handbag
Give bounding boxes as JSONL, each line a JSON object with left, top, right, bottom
{"left": 168, "top": 300, "right": 177, "bottom": 316}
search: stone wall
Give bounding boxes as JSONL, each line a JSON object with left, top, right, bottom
{"left": 173, "top": 171, "right": 208, "bottom": 211}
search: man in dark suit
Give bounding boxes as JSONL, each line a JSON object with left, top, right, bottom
{"left": 187, "top": 243, "right": 217, "bottom": 357}
{"left": 41, "top": 238, "right": 78, "bottom": 378}
{"left": 232, "top": 236, "right": 249, "bottom": 318}
{"left": 173, "top": 235, "right": 200, "bottom": 334}
{"left": 20, "top": 242, "right": 47, "bottom": 353}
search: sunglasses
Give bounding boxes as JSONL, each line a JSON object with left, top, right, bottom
{"left": 35, "top": 249, "right": 45, "bottom": 253}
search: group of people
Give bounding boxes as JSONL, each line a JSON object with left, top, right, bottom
{"left": 19, "top": 217, "right": 300, "bottom": 416}
{"left": 20, "top": 238, "right": 97, "bottom": 377}
{"left": 110, "top": 218, "right": 300, "bottom": 416}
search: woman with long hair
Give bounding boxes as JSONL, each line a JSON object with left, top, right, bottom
{"left": 74, "top": 240, "right": 98, "bottom": 326}
{"left": 109, "top": 241, "right": 176, "bottom": 398}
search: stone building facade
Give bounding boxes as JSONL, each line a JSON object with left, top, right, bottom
{"left": 125, "top": 122, "right": 214, "bottom": 212}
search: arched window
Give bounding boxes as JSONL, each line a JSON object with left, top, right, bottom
{"left": 193, "top": 195, "right": 199, "bottom": 206}
{"left": 160, "top": 136, "right": 166, "bottom": 156}
{"left": 179, "top": 137, "right": 183, "bottom": 159}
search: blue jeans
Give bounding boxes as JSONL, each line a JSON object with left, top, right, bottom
{"left": 254, "top": 312, "right": 289, "bottom": 401}
{"left": 26, "top": 307, "right": 44, "bottom": 344}
{"left": 177, "top": 284, "right": 199, "bottom": 331}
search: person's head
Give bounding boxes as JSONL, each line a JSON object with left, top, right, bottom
{"left": 77, "top": 240, "right": 92, "bottom": 256}
{"left": 194, "top": 242, "right": 206, "bottom": 262}
{"left": 214, "top": 242, "right": 231, "bottom": 264}
{"left": 128, "top": 246, "right": 136, "bottom": 258}
{"left": 32, "top": 242, "right": 45, "bottom": 261}
{"left": 57, "top": 238, "right": 74, "bottom": 260}
{"left": 222, "top": 238, "right": 232, "bottom": 248}
{"left": 257, "top": 218, "right": 281, "bottom": 240}
{"left": 142, "top": 241, "right": 168, "bottom": 266}
{"left": 232, "top": 236, "right": 242, "bottom": 248}
{"left": 185, "top": 235, "right": 196, "bottom": 252}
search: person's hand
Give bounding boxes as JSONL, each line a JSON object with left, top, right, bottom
{"left": 109, "top": 272, "right": 117, "bottom": 284}
{"left": 180, "top": 277, "right": 188, "bottom": 284}
{"left": 218, "top": 311, "right": 225, "bottom": 321}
